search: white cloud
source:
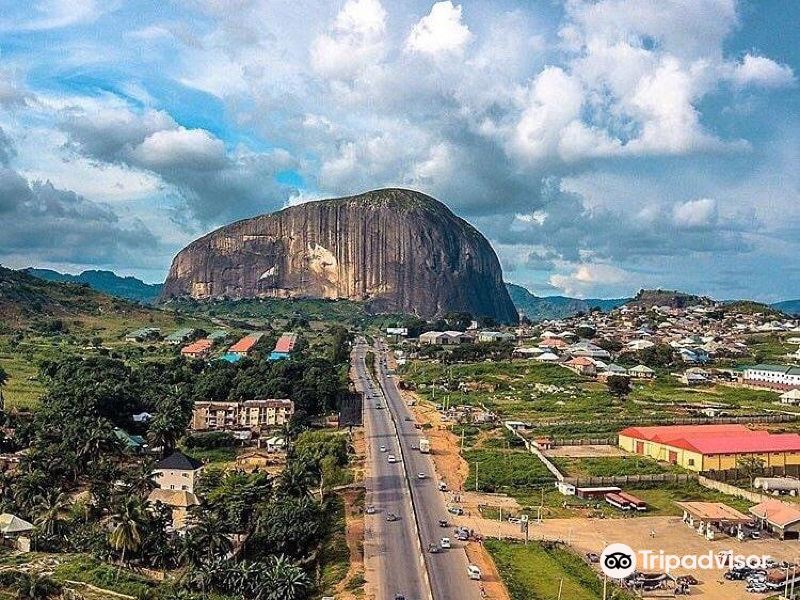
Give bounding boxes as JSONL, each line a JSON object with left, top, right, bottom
{"left": 8, "top": 0, "right": 105, "bottom": 31}
{"left": 406, "top": 1, "right": 472, "bottom": 56}
{"left": 549, "top": 263, "right": 630, "bottom": 297}
{"left": 131, "top": 128, "right": 227, "bottom": 170}
{"left": 672, "top": 197, "right": 717, "bottom": 228}
{"left": 311, "top": 0, "right": 387, "bottom": 81}
{"left": 731, "top": 54, "right": 795, "bottom": 88}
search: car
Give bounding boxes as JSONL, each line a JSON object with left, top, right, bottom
{"left": 467, "top": 565, "right": 482, "bottom": 580}
{"left": 428, "top": 543, "right": 440, "bottom": 554}
{"left": 404, "top": 416, "right": 412, "bottom": 421}
{"left": 750, "top": 531, "right": 761, "bottom": 539}
{"left": 388, "top": 455, "right": 397, "bottom": 463}
{"left": 394, "top": 595, "right": 405, "bottom": 600}
{"left": 375, "top": 404, "right": 383, "bottom": 409}
{"left": 380, "top": 446, "right": 387, "bottom": 453}
{"left": 386, "top": 513, "right": 399, "bottom": 522}
{"left": 448, "top": 506, "right": 464, "bottom": 515}
{"left": 676, "top": 575, "right": 698, "bottom": 585}
{"left": 417, "top": 472, "right": 427, "bottom": 479}
{"left": 438, "top": 519, "right": 449, "bottom": 528}
{"left": 438, "top": 481, "right": 448, "bottom": 491}
{"left": 586, "top": 552, "right": 600, "bottom": 563}
{"left": 366, "top": 505, "right": 376, "bottom": 515}
{"left": 440, "top": 537, "right": 451, "bottom": 549}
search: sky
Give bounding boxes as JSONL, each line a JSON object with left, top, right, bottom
{"left": 0, "top": 0, "right": 798, "bottom": 301}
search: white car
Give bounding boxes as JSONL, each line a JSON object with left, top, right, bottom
{"left": 366, "top": 505, "right": 376, "bottom": 514}
{"left": 380, "top": 446, "right": 387, "bottom": 453}
{"left": 467, "top": 565, "right": 482, "bottom": 580}
{"left": 417, "top": 472, "right": 427, "bottom": 479}
{"left": 388, "top": 455, "right": 397, "bottom": 463}
{"left": 440, "top": 537, "right": 451, "bottom": 549}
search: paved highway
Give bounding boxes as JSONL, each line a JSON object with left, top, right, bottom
{"left": 371, "top": 338, "right": 481, "bottom": 600}
{"left": 353, "top": 340, "right": 428, "bottom": 600}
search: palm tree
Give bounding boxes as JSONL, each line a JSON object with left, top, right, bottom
{"left": 276, "top": 461, "right": 315, "bottom": 498}
{"left": 0, "top": 365, "right": 8, "bottom": 411}
{"left": 107, "top": 496, "right": 146, "bottom": 579}
{"left": 33, "top": 489, "right": 71, "bottom": 538}
{"left": 262, "top": 555, "right": 310, "bottom": 600}
{"left": 187, "top": 510, "right": 232, "bottom": 564}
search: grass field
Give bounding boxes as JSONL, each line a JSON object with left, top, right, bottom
{"left": 552, "top": 456, "right": 685, "bottom": 478}
{"left": 486, "top": 539, "right": 636, "bottom": 600}
{"left": 464, "top": 449, "right": 556, "bottom": 493}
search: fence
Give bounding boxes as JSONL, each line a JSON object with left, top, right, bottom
{"left": 563, "top": 473, "right": 697, "bottom": 487}
{"left": 549, "top": 437, "right": 616, "bottom": 447}
{"left": 504, "top": 422, "right": 566, "bottom": 481}
{"left": 697, "top": 476, "right": 770, "bottom": 504}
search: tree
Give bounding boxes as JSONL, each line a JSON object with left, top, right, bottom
{"left": 261, "top": 555, "right": 311, "bottom": 600}
{"left": 9, "top": 573, "right": 62, "bottom": 600}
{"left": 183, "top": 510, "right": 232, "bottom": 566}
{"left": 33, "top": 490, "right": 71, "bottom": 539}
{"left": 606, "top": 375, "right": 632, "bottom": 399}
{"left": 737, "top": 455, "right": 765, "bottom": 488}
{"left": 107, "top": 496, "right": 147, "bottom": 578}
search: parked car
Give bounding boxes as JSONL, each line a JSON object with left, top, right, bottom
{"left": 438, "top": 481, "right": 448, "bottom": 491}
{"left": 428, "top": 543, "right": 440, "bottom": 554}
{"left": 440, "top": 537, "right": 451, "bottom": 549}
{"left": 388, "top": 455, "right": 397, "bottom": 463}
{"left": 448, "top": 506, "right": 464, "bottom": 515}
{"left": 366, "top": 505, "right": 376, "bottom": 515}
{"left": 467, "top": 565, "right": 482, "bottom": 580}
{"left": 438, "top": 519, "right": 449, "bottom": 528}
{"left": 417, "top": 472, "right": 427, "bottom": 479}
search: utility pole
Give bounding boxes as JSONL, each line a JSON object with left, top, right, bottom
{"left": 475, "top": 461, "right": 479, "bottom": 491}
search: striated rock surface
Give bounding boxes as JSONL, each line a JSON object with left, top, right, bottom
{"left": 160, "top": 188, "right": 517, "bottom": 323}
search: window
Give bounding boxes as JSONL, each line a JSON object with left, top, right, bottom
{"left": 688, "top": 459, "right": 695, "bottom": 466}
{"left": 170, "top": 485, "right": 175, "bottom": 490}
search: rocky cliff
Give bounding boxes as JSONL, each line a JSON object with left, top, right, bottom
{"left": 160, "top": 188, "right": 518, "bottom": 323}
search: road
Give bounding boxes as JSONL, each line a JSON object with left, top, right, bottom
{"left": 368, "top": 338, "right": 482, "bottom": 600}
{"left": 353, "top": 340, "right": 428, "bottom": 600}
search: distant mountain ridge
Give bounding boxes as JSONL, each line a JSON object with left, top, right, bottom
{"left": 24, "top": 268, "right": 163, "bottom": 303}
{"left": 770, "top": 299, "right": 800, "bottom": 316}
{"left": 505, "top": 283, "right": 628, "bottom": 321}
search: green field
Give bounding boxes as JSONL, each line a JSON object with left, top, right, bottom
{"left": 552, "top": 456, "right": 685, "bottom": 478}
{"left": 486, "top": 539, "right": 636, "bottom": 600}
{"left": 464, "top": 449, "right": 556, "bottom": 493}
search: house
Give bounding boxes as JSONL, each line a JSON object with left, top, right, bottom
{"left": 681, "top": 368, "right": 710, "bottom": 386}
{"left": 165, "top": 328, "right": 195, "bottom": 345}
{"left": 676, "top": 502, "right": 750, "bottom": 538}
{"left": 535, "top": 352, "right": 560, "bottom": 362}
{"left": 597, "top": 364, "right": 628, "bottom": 382}
{"left": 742, "top": 364, "right": 800, "bottom": 391}
{"left": 152, "top": 451, "right": 203, "bottom": 493}
{"left": 619, "top": 424, "right": 800, "bottom": 472}
{"left": 627, "top": 339, "right": 655, "bottom": 351}
{"left": 513, "top": 347, "right": 545, "bottom": 358}
{"left": 749, "top": 499, "right": 800, "bottom": 540}
{"left": 181, "top": 339, "right": 213, "bottom": 359}
{"left": 113, "top": 428, "right": 146, "bottom": 454}
{"left": 628, "top": 365, "right": 656, "bottom": 379}
{"left": 228, "top": 333, "right": 264, "bottom": 357}
{"left": 567, "top": 341, "right": 611, "bottom": 360}
{"left": 418, "top": 331, "right": 470, "bottom": 345}
{"left": 419, "top": 331, "right": 445, "bottom": 345}
{"left": 270, "top": 332, "right": 298, "bottom": 361}
{"left": 538, "top": 337, "right": 569, "bottom": 351}
{"left": 235, "top": 447, "right": 284, "bottom": 471}
{"left": 564, "top": 356, "right": 597, "bottom": 376}
{"left": 0, "top": 513, "right": 34, "bottom": 551}
{"left": 192, "top": 399, "right": 295, "bottom": 432}
{"left": 779, "top": 389, "right": 800, "bottom": 405}
{"left": 477, "top": 331, "right": 515, "bottom": 343}
{"left": 147, "top": 489, "right": 200, "bottom": 529}
{"left": 125, "top": 327, "right": 161, "bottom": 342}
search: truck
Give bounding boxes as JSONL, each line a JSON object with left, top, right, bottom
{"left": 419, "top": 438, "right": 431, "bottom": 453}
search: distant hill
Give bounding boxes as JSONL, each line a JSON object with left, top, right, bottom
{"left": 506, "top": 283, "right": 628, "bottom": 321}
{"left": 772, "top": 299, "right": 800, "bottom": 316}
{"left": 24, "top": 268, "right": 162, "bottom": 303}
{"left": 0, "top": 265, "right": 160, "bottom": 329}
{"left": 625, "top": 289, "right": 709, "bottom": 309}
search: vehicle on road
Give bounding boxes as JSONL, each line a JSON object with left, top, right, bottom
{"left": 440, "top": 537, "right": 451, "bottom": 549}
{"left": 386, "top": 513, "right": 399, "bottom": 522}
{"left": 388, "top": 454, "right": 397, "bottom": 463}
{"left": 428, "top": 543, "right": 440, "bottom": 554}
{"left": 417, "top": 472, "right": 427, "bottom": 479}
{"left": 419, "top": 438, "right": 431, "bottom": 453}
{"left": 438, "top": 481, "right": 448, "bottom": 491}
{"left": 438, "top": 519, "right": 449, "bottom": 528}
{"left": 366, "top": 505, "right": 376, "bottom": 514}
{"left": 394, "top": 595, "right": 405, "bottom": 600}
{"left": 375, "top": 403, "right": 383, "bottom": 409}
{"left": 467, "top": 565, "right": 482, "bottom": 580}
{"left": 404, "top": 416, "right": 412, "bottom": 422}
{"left": 448, "top": 506, "right": 464, "bottom": 515}
{"left": 380, "top": 446, "right": 387, "bottom": 452}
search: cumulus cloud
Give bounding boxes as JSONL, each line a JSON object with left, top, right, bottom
{"left": 731, "top": 54, "right": 795, "bottom": 88}
{"left": 60, "top": 106, "right": 297, "bottom": 224}
{"left": 406, "top": 1, "right": 472, "bottom": 56}
{"left": 549, "top": 263, "right": 630, "bottom": 297}
{"left": 672, "top": 198, "right": 718, "bottom": 228}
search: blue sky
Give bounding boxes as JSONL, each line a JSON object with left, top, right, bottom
{"left": 0, "top": 0, "right": 798, "bottom": 301}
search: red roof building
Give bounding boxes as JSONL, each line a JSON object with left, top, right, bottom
{"left": 228, "top": 333, "right": 263, "bottom": 356}
{"left": 619, "top": 424, "right": 800, "bottom": 472}
{"left": 181, "top": 339, "right": 213, "bottom": 359}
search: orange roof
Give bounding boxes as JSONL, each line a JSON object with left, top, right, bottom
{"left": 274, "top": 333, "right": 297, "bottom": 353}
{"left": 750, "top": 500, "right": 800, "bottom": 527}
{"left": 181, "top": 339, "right": 212, "bottom": 354}
{"left": 229, "top": 335, "right": 259, "bottom": 353}
{"left": 566, "top": 357, "right": 594, "bottom": 366}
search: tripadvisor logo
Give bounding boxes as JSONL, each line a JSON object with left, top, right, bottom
{"left": 600, "top": 543, "right": 772, "bottom": 577}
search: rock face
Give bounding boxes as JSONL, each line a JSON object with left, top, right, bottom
{"left": 160, "top": 188, "right": 518, "bottom": 323}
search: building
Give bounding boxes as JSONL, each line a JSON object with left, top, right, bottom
{"left": 628, "top": 364, "right": 656, "bottom": 379}
{"left": 0, "top": 513, "right": 34, "bottom": 552}
{"left": 477, "top": 331, "right": 515, "bottom": 343}
{"left": 742, "top": 364, "right": 800, "bottom": 391}
{"left": 270, "top": 332, "right": 298, "bottom": 361}
{"left": 567, "top": 341, "right": 611, "bottom": 360}
{"left": 418, "top": 331, "right": 470, "bottom": 345}
{"left": 779, "top": 389, "right": 800, "bottom": 405}
{"left": 152, "top": 451, "right": 203, "bottom": 493}
{"left": 181, "top": 339, "right": 213, "bottom": 359}
{"left": 228, "top": 333, "right": 263, "bottom": 357}
{"left": 749, "top": 499, "right": 800, "bottom": 540}
{"left": 619, "top": 424, "right": 800, "bottom": 472}
{"left": 676, "top": 502, "right": 750, "bottom": 538}
{"left": 207, "top": 329, "right": 229, "bottom": 343}
{"left": 564, "top": 356, "right": 597, "bottom": 376}
{"left": 125, "top": 327, "right": 161, "bottom": 342}
{"left": 192, "top": 399, "right": 295, "bottom": 432}
{"left": 165, "top": 328, "right": 195, "bottom": 345}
